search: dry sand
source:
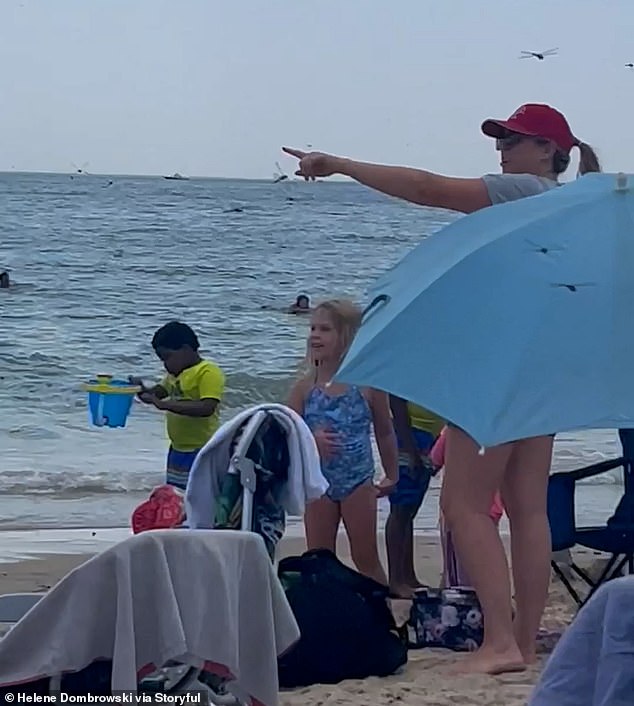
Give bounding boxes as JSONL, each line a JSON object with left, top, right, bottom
{"left": 1, "top": 532, "right": 598, "bottom": 706}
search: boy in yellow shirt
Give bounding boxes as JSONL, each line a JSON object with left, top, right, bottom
{"left": 133, "top": 321, "right": 225, "bottom": 490}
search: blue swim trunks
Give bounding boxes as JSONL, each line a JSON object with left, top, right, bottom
{"left": 389, "top": 428, "right": 436, "bottom": 507}
{"left": 166, "top": 447, "right": 200, "bottom": 491}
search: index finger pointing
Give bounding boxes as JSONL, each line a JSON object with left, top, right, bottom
{"left": 282, "top": 146, "right": 307, "bottom": 159}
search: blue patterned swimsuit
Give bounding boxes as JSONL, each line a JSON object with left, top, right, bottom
{"left": 303, "top": 385, "right": 375, "bottom": 501}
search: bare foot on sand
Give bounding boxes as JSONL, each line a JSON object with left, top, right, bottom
{"left": 515, "top": 627, "right": 538, "bottom": 665}
{"left": 518, "top": 646, "right": 537, "bottom": 665}
{"left": 449, "top": 645, "right": 526, "bottom": 676}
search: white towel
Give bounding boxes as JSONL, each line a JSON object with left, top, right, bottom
{"left": 185, "top": 403, "right": 327, "bottom": 528}
{"left": 0, "top": 530, "right": 300, "bottom": 706}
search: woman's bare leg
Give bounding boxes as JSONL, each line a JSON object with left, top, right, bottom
{"left": 440, "top": 426, "right": 524, "bottom": 674}
{"left": 502, "top": 435, "right": 554, "bottom": 664}
{"left": 341, "top": 482, "right": 388, "bottom": 585}
{"left": 304, "top": 496, "right": 341, "bottom": 552}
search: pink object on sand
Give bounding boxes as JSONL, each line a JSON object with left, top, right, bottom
{"left": 131, "top": 484, "right": 185, "bottom": 534}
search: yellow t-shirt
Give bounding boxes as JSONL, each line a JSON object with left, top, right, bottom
{"left": 407, "top": 402, "right": 444, "bottom": 438}
{"left": 161, "top": 360, "right": 225, "bottom": 452}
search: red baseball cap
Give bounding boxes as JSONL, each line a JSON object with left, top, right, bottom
{"left": 481, "top": 103, "right": 578, "bottom": 153}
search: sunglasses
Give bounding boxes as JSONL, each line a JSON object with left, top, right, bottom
{"left": 495, "top": 133, "right": 527, "bottom": 150}
{"left": 496, "top": 133, "right": 551, "bottom": 151}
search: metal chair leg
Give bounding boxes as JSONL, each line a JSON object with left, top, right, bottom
{"left": 551, "top": 561, "right": 582, "bottom": 606}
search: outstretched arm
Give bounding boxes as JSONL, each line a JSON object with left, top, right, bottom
{"left": 282, "top": 147, "right": 492, "bottom": 214}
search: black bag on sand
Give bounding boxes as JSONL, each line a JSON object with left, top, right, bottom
{"left": 277, "top": 549, "right": 408, "bottom": 688}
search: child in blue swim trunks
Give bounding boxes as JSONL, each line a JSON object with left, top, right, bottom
{"left": 287, "top": 299, "right": 398, "bottom": 586}
{"left": 385, "top": 397, "right": 443, "bottom": 597}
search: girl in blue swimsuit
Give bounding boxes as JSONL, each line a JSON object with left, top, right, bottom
{"left": 287, "top": 299, "right": 398, "bottom": 586}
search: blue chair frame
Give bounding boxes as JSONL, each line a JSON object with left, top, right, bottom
{"left": 548, "top": 430, "right": 634, "bottom": 607}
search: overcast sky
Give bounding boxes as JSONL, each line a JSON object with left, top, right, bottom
{"left": 0, "top": 0, "right": 632, "bottom": 179}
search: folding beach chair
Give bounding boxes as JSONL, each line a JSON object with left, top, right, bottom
{"left": 184, "top": 402, "right": 326, "bottom": 558}
{"left": 210, "top": 408, "right": 288, "bottom": 558}
{"left": 548, "top": 429, "right": 634, "bottom": 607}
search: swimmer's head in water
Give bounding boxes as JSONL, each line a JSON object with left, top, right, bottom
{"left": 152, "top": 321, "right": 201, "bottom": 376}
{"left": 295, "top": 294, "right": 310, "bottom": 309}
{"left": 0, "top": 272, "right": 9, "bottom": 288}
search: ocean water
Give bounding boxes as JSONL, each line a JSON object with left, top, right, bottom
{"left": 0, "top": 172, "right": 625, "bottom": 533}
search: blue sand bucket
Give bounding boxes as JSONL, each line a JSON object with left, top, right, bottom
{"left": 82, "top": 374, "right": 140, "bottom": 428}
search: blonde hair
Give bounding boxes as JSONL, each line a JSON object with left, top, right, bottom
{"left": 302, "top": 298, "right": 362, "bottom": 375}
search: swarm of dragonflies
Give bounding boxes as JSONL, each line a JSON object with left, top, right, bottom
{"left": 519, "top": 48, "right": 558, "bottom": 61}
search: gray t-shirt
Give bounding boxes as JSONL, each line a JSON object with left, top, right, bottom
{"left": 482, "top": 173, "right": 558, "bottom": 205}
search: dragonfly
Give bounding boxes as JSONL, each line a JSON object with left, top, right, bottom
{"left": 519, "top": 48, "right": 558, "bottom": 61}
{"left": 273, "top": 161, "right": 288, "bottom": 184}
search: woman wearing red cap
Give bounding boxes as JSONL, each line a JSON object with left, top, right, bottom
{"left": 283, "top": 104, "right": 600, "bottom": 675}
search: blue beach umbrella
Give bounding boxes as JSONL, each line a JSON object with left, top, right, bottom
{"left": 336, "top": 172, "right": 634, "bottom": 447}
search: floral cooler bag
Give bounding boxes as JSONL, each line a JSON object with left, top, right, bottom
{"left": 407, "top": 587, "right": 484, "bottom": 652}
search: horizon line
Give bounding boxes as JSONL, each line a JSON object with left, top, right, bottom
{"left": 0, "top": 168, "right": 351, "bottom": 183}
